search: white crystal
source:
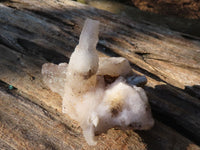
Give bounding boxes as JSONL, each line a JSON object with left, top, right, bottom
{"left": 98, "top": 57, "right": 132, "bottom": 77}
{"left": 41, "top": 18, "right": 154, "bottom": 145}
{"left": 42, "top": 63, "right": 68, "bottom": 97}
{"left": 65, "top": 19, "right": 99, "bottom": 96}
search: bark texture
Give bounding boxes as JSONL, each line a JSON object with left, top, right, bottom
{"left": 131, "top": 0, "right": 200, "bottom": 19}
{"left": 0, "top": 0, "right": 200, "bottom": 149}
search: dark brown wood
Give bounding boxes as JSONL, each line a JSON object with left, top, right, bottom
{"left": 131, "top": 0, "right": 200, "bottom": 19}
{"left": 0, "top": 0, "right": 200, "bottom": 149}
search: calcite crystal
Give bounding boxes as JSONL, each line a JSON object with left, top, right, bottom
{"left": 42, "top": 18, "right": 154, "bottom": 145}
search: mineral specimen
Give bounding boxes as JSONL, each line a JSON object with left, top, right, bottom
{"left": 42, "top": 18, "right": 154, "bottom": 145}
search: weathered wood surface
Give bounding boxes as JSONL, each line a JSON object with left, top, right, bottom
{"left": 0, "top": 0, "right": 200, "bottom": 149}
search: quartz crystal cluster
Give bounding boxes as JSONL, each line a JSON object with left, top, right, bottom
{"left": 42, "top": 18, "right": 154, "bottom": 145}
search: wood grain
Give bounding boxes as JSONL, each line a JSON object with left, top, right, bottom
{"left": 0, "top": 0, "right": 200, "bottom": 149}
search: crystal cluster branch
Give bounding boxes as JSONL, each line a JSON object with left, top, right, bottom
{"left": 42, "top": 18, "right": 154, "bottom": 145}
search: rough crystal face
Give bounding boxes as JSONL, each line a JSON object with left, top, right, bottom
{"left": 97, "top": 57, "right": 132, "bottom": 77}
{"left": 42, "top": 63, "right": 68, "bottom": 97}
{"left": 41, "top": 18, "right": 154, "bottom": 145}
